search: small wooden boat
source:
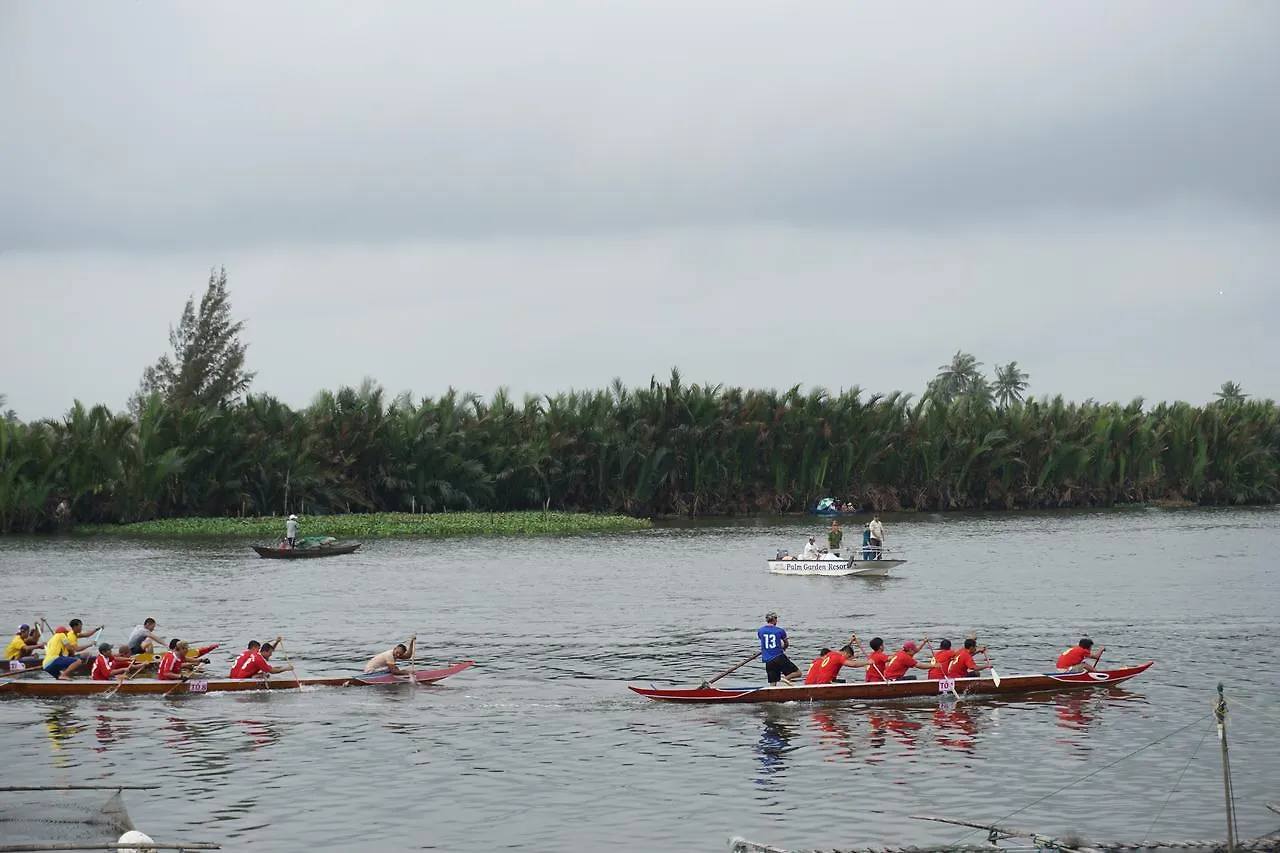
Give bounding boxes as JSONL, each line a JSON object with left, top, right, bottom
{"left": 768, "top": 550, "right": 906, "bottom": 577}
{"left": 252, "top": 538, "right": 361, "bottom": 558}
{"left": 0, "top": 661, "right": 474, "bottom": 697}
{"left": 629, "top": 662, "right": 1153, "bottom": 704}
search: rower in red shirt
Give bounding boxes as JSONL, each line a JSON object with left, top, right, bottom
{"left": 90, "top": 643, "right": 131, "bottom": 680}
{"left": 945, "top": 638, "right": 992, "bottom": 679}
{"left": 883, "top": 640, "right": 932, "bottom": 681}
{"left": 229, "top": 638, "right": 293, "bottom": 679}
{"left": 157, "top": 641, "right": 192, "bottom": 680}
{"left": 927, "top": 639, "right": 955, "bottom": 679}
{"left": 803, "top": 641, "right": 865, "bottom": 685}
{"left": 863, "top": 637, "right": 891, "bottom": 682}
{"left": 1056, "top": 638, "right": 1105, "bottom": 672}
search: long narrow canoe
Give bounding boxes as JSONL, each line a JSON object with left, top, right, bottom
{"left": 629, "top": 662, "right": 1153, "bottom": 704}
{"left": 252, "top": 542, "right": 361, "bottom": 558}
{"left": 0, "top": 661, "right": 474, "bottom": 697}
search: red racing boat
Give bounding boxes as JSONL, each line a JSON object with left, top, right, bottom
{"left": 0, "top": 661, "right": 475, "bottom": 698}
{"left": 629, "top": 662, "right": 1154, "bottom": 704}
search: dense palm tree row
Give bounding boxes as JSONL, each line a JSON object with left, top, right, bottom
{"left": 1, "top": 371, "right": 1277, "bottom": 533}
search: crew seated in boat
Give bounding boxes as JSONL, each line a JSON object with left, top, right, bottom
{"left": 362, "top": 635, "right": 418, "bottom": 676}
{"left": 801, "top": 537, "right": 821, "bottom": 559}
{"left": 91, "top": 643, "right": 132, "bottom": 680}
{"left": 804, "top": 643, "right": 868, "bottom": 685}
{"left": 230, "top": 639, "right": 293, "bottom": 679}
{"left": 1056, "top": 638, "right": 1105, "bottom": 673}
{"left": 945, "top": 638, "right": 990, "bottom": 679}
{"left": 883, "top": 640, "right": 932, "bottom": 680}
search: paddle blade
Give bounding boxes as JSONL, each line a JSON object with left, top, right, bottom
{"left": 990, "top": 667, "right": 1001, "bottom": 687}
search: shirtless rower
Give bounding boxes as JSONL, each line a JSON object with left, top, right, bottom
{"left": 362, "top": 635, "right": 418, "bottom": 676}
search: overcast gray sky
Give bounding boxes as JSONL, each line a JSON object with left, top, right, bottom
{"left": 2, "top": 2, "right": 1277, "bottom": 419}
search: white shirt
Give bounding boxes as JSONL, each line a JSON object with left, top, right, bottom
{"left": 802, "top": 540, "right": 820, "bottom": 558}
{"left": 868, "top": 519, "right": 884, "bottom": 541}
{"left": 286, "top": 519, "right": 298, "bottom": 538}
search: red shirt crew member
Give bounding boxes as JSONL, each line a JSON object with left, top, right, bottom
{"left": 1056, "top": 638, "right": 1104, "bottom": 672}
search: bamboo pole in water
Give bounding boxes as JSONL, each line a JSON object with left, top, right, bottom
{"left": 1215, "top": 682, "right": 1237, "bottom": 853}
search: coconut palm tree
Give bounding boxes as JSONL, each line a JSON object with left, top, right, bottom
{"left": 1215, "top": 381, "right": 1247, "bottom": 404}
{"left": 928, "top": 351, "right": 985, "bottom": 406}
{"left": 994, "top": 362, "right": 1030, "bottom": 408}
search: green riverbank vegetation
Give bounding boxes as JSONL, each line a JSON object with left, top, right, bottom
{"left": 2, "top": 269, "right": 1277, "bottom": 533}
{"left": 75, "top": 512, "right": 652, "bottom": 539}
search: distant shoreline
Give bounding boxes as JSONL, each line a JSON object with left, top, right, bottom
{"left": 72, "top": 511, "right": 652, "bottom": 539}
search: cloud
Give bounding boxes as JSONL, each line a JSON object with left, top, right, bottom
{"left": 1, "top": 1, "right": 1277, "bottom": 251}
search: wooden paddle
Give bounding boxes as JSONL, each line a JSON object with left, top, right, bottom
{"left": 275, "top": 638, "right": 303, "bottom": 688}
{"left": 407, "top": 634, "right": 417, "bottom": 685}
{"left": 698, "top": 650, "right": 761, "bottom": 689}
{"left": 969, "top": 632, "right": 1000, "bottom": 686}
{"left": 103, "top": 660, "right": 154, "bottom": 698}
{"left": 163, "top": 663, "right": 206, "bottom": 697}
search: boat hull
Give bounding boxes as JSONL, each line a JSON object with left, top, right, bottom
{"left": 628, "top": 662, "right": 1154, "bottom": 704}
{"left": 0, "top": 661, "right": 474, "bottom": 697}
{"left": 767, "top": 558, "right": 905, "bottom": 577}
{"left": 252, "top": 543, "right": 361, "bottom": 559}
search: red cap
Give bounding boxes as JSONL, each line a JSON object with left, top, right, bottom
{"left": 55, "top": 625, "right": 69, "bottom": 634}
{"left": 903, "top": 641, "right": 918, "bottom": 653}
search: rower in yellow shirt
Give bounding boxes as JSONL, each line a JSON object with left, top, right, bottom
{"left": 42, "top": 626, "right": 87, "bottom": 679}
{"left": 5, "top": 624, "right": 44, "bottom": 669}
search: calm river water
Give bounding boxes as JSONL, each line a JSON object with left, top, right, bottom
{"left": 2, "top": 508, "right": 1279, "bottom": 852}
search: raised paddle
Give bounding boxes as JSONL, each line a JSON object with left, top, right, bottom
{"left": 698, "top": 650, "right": 762, "bottom": 689}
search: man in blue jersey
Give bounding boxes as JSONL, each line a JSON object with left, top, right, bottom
{"left": 758, "top": 611, "right": 800, "bottom": 686}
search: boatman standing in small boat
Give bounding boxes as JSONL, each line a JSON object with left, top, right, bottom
{"left": 362, "top": 635, "right": 418, "bottom": 676}
{"left": 1056, "top": 638, "right": 1105, "bottom": 673}
{"left": 868, "top": 514, "right": 885, "bottom": 558}
{"left": 286, "top": 514, "right": 299, "bottom": 548}
{"left": 758, "top": 612, "right": 800, "bottom": 686}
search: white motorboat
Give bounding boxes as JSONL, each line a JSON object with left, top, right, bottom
{"left": 766, "top": 549, "right": 905, "bottom": 577}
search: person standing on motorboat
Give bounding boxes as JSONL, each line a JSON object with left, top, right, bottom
{"left": 802, "top": 536, "right": 821, "bottom": 559}
{"left": 868, "top": 514, "right": 885, "bottom": 558}
{"left": 861, "top": 524, "right": 873, "bottom": 560}
{"left": 286, "top": 514, "right": 298, "bottom": 548}
{"left": 827, "top": 520, "right": 843, "bottom": 554}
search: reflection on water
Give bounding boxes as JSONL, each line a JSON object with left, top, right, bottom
{"left": 753, "top": 713, "right": 798, "bottom": 793}
{"left": 44, "top": 706, "right": 85, "bottom": 766}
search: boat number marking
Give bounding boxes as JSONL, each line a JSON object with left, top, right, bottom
{"left": 8, "top": 661, "right": 23, "bottom": 671}
{"left": 188, "top": 680, "right": 208, "bottom": 693}
{"left": 938, "top": 678, "right": 956, "bottom": 694}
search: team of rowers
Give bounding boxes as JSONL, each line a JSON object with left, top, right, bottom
{"left": 4, "top": 617, "right": 421, "bottom": 682}
{"left": 757, "top": 612, "right": 1107, "bottom": 686}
